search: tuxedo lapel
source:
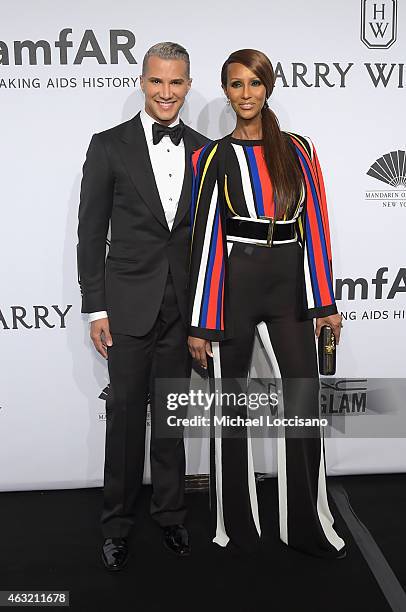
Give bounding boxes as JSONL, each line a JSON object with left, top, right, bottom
{"left": 172, "top": 126, "right": 194, "bottom": 231}
{"left": 117, "top": 113, "right": 169, "bottom": 230}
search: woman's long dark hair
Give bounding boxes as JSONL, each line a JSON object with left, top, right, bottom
{"left": 221, "top": 49, "right": 302, "bottom": 219}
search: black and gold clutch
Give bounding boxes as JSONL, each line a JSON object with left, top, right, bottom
{"left": 318, "top": 325, "right": 336, "bottom": 375}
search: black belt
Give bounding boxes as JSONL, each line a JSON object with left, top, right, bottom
{"left": 226, "top": 216, "right": 298, "bottom": 247}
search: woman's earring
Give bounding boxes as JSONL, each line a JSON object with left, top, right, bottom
{"left": 226, "top": 98, "right": 230, "bottom": 105}
{"left": 263, "top": 100, "right": 269, "bottom": 109}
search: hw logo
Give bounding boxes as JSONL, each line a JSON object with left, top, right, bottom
{"left": 361, "top": 0, "right": 398, "bottom": 49}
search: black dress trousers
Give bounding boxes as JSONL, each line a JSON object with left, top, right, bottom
{"left": 101, "top": 272, "right": 190, "bottom": 538}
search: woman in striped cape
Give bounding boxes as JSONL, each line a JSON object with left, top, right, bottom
{"left": 188, "top": 49, "right": 346, "bottom": 558}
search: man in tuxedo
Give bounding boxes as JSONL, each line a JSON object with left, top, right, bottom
{"left": 77, "top": 42, "right": 209, "bottom": 570}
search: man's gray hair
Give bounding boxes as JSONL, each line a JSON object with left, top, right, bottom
{"left": 142, "top": 42, "right": 190, "bottom": 77}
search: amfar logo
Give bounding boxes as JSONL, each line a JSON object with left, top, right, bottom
{"left": 361, "top": 0, "right": 398, "bottom": 49}
{"left": 0, "top": 29, "right": 136, "bottom": 66}
{"left": 335, "top": 268, "right": 405, "bottom": 300}
{"left": 0, "top": 305, "right": 72, "bottom": 329}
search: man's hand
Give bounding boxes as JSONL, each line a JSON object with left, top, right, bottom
{"left": 315, "top": 313, "right": 343, "bottom": 345}
{"left": 90, "top": 317, "right": 113, "bottom": 359}
{"left": 188, "top": 336, "right": 213, "bottom": 369}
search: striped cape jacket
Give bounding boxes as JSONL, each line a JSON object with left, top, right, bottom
{"left": 189, "top": 133, "right": 338, "bottom": 340}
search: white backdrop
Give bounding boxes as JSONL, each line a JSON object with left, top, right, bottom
{"left": 0, "top": 0, "right": 405, "bottom": 490}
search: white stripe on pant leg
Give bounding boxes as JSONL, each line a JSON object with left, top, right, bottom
{"left": 211, "top": 242, "right": 233, "bottom": 546}
{"left": 317, "top": 433, "right": 345, "bottom": 551}
{"left": 212, "top": 342, "right": 230, "bottom": 547}
{"left": 258, "top": 322, "right": 345, "bottom": 551}
{"left": 246, "top": 429, "right": 261, "bottom": 536}
{"left": 256, "top": 322, "right": 288, "bottom": 545}
{"left": 228, "top": 241, "right": 261, "bottom": 537}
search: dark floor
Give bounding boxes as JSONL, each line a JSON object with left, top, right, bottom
{"left": 1, "top": 474, "right": 405, "bottom": 612}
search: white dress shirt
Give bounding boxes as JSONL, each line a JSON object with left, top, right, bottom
{"left": 88, "top": 109, "right": 186, "bottom": 323}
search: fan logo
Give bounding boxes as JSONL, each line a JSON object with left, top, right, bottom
{"left": 368, "top": 150, "right": 406, "bottom": 187}
{"left": 97, "top": 385, "right": 151, "bottom": 423}
{"left": 361, "top": 0, "right": 398, "bottom": 49}
{"left": 365, "top": 149, "right": 406, "bottom": 208}
{"left": 99, "top": 385, "right": 110, "bottom": 401}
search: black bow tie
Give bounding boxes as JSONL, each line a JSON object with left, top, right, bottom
{"left": 152, "top": 121, "right": 184, "bottom": 146}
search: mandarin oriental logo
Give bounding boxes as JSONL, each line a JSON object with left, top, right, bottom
{"left": 361, "top": 0, "right": 398, "bottom": 49}
{"left": 98, "top": 385, "right": 151, "bottom": 423}
{"left": 367, "top": 150, "right": 406, "bottom": 187}
{"left": 365, "top": 149, "right": 406, "bottom": 208}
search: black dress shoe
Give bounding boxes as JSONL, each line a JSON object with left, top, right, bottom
{"left": 101, "top": 537, "right": 129, "bottom": 571}
{"left": 163, "top": 524, "right": 191, "bottom": 557}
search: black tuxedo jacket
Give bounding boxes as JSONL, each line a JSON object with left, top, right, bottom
{"left": 77, "top": 112, "right": 209, "bottom": 336}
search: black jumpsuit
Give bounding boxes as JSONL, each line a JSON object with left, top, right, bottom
{"left": 188, "top": 133, "right": 346, "bottom": 558}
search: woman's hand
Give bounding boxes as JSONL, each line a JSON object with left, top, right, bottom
{"left": 188, "top": 336, "right": 213, "bottom": 369}
{"left": 315, "top": 313, "right": 343, "bottom": 344}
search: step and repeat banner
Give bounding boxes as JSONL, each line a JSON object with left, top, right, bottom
{"left": 0, "top": 0, "right": 405, "bottom": 490}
